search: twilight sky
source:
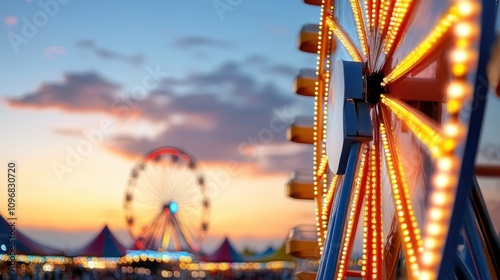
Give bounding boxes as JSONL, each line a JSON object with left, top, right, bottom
{"left": 0, "top": 0, "right": 322, "bottom": 253}
{"left": 0, "top": 0, "right": 499, "bottom": 254}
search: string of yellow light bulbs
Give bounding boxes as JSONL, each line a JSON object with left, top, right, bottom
{"left": 419, "top": 0, "right": 480, "bottom": 279}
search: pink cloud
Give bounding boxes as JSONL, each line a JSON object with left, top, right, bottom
{"left": 4, "top": 16, "right": 18, "bottom": 26}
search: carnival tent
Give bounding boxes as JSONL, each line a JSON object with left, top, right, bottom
{"left": 70, "top": 225, "right": 126, "bottom": 257}
{"left": 251, "top": 241, "right": 293, "bottom": 262}
{"left": 205, "top": 237, "right": 244, "bottom": 262}
{"left": 241, "top": 247, "right": 256, "bottom": 258}
{"left": 246, "top": 246, "right": 275, "bottom": 262}
{"left": 0, "top": 214, "right": 63, "bottom": 256}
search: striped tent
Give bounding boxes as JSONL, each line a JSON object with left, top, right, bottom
{"left": 0, "top": 214, "right": 63, "bottom": 256}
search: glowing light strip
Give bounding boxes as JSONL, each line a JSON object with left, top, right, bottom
{"left": 175, "top": 214, "right": 200, "bottom": 252}
{"left": 384, "top": 0, "right": 414, "bottom": 54}
{"left": 326, "top": 17, "right": 364, "bottom": 62}
{"left": 379, "top": 0, "right": 394, "bottom": 35}
{"left": 361, "top": 146, "right": 375, "bottom": 277}
{"left": 350, "top": 0, "right": 370, "bottom": 56}
{"left": 381, "top": 6, "right": 459, "bottom": 86}
{"left": 371, "top": 0, "right": 380, "bottom": 29}
{"left": 162, "top": 217, "right": 173, "bottom": 251}
{"left": 317, "top": 155, "right": 329, "bottom": 177}
{"left": 419, "top": 1, "right": 480, "bottom": 279}
{"left": 313, "top": 0, "right": 333, "bottom": 251}
{"left": 372, "top": 120, "right": 384, "bottom": 279}
{"left": 380, "top": 114, "right": 422, "bottom": 278}
{"left": 336, "top": 147, "right": 368, "bottom": 279}
{"left": 380, "top": 94, "right": 442, "bottom": 157}
{"left": 365, "top": 0, "right": 372, "bottom": 31}
{"left": 321, "top": 175, "right": 340, "bottom": 240}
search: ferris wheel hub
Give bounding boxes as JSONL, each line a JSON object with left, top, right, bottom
{"left": 327, "top": 60, "right": 373, "bottom": 174}
{"left": 365, "top": 72, "right": 385, "bottom": 105}
{"left": 164, "top": 201, "right": 179, "bottom": 214}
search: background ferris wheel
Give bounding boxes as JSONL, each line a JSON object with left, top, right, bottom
{"left": 124, "top": 147, "right": 209, "bottom": 253}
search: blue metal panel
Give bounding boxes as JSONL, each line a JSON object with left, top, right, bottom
{"left": 463, "top": 202, "right": 490, "bottom": 279}
{"left": 317, "top": 143, "right": 361, "bottom": 279}
{"left": 355, "top": 102, "right": 372, "bottom": 137}
{"left": 341, "top": 61, "right": 363, "bottom": 100}
{"left": 344, "top": 100, "right": 358, "bottom": 137}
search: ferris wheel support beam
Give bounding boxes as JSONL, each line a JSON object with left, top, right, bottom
{"left": 454, "top": 253, "right": 477, "bottom": 279}
{"left": 317, "top": 142, "right": 361, "bottom": 279}
{"left": 470, "top": 177, "right": 500, "bottom": 278}
{"left": 462, "top": 202, "right": 490, "bottom": 279}
{"left": 436, "top": 0, "right": 496, "bottom": 278}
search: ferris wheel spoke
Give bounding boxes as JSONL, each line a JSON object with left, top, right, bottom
{"left": 164, "top": 156, "right": 187, "bottom": 200}
{"left": 133, "top": 206, "right": 162, "bottom": 224}
{"left": 179, "top": 207, "right": 203, "bottom": 225}
{"left": 174, "top": 186, "right": 199, "bottom": 206}
{"left": 162, "top": 158, "right": 176, "bottom": 202}
{"left": 133, "top": 183, "right": 165, "bottom": 204}
{"left": 131, "top": 185, "right": 165, "bottom": 213}
{"left": 155, "top": 212, "right": 171, "bottom": 250}
{"left": 165, "top": 163, "right": 191, "bottom": 200}
{"left": 379, "top": 106, "right": 423, "bottom": 277}
{"left": 135, "top": 167, "right": 166, "bottom": 203}
{"left": 382, "top": 0, "right": 417, "bottom": 59}
{"left": 141, "top": 211, "right": 165, "bottom": 243}
{"left": 170, "top": 221, "right": 182, "bottom": 251}
{"left": 335, "top": 148, "right": 368, "bottom": 280}
{"left": 161, "top": 215, "right": 173, "bottom": 250}
{"left": 363, "top": 116, "right": 384, "bottom": 279}
{"left": 133, "top": 193, "right": 164, "bottom": 210}
{"left": 326, "top": 17, "right": 363, "bottom": 62}
{"left": 133, "top": 205, "right": 160, "bottom": 219}
{"left": 321, "top": 174, "right": 340, "bottom": 242}
{"left": 381, "top": 5, "right": 458, "bottom": 87}
{"left": 142, "top": 160, "right": 163, "bottom": 191}
{"left": 154, "top": 158, "right": 167, "bottom": 201}
{"left": 156, "top": 212, "right": 170, "bottom": 250}
{"left": 380, "top": 94, "right": 442, "bottom": 157}
{"left": 142, "top": 163, "right": 169, "bottom": 201}
{"left": 177, "top": 208, "right": 202, "bottom": 230}
{"left": 349, "top": 0, "right": 370, "bottom": 59}
{"left": 174, "top": 213, "right": 200, "bottom": 252}
{"left": 173, "top": 178, "right": 197, "bottom": 207}
{"left": 378, "top": 0, "right": 395, "bottom": 37}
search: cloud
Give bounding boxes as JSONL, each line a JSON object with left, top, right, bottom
{"left": 243, "top": 55, "right": 297, "bottom": 78}
{"left": 8, "top": 57, "right": 306, "bottom": 173}
{"left": 76, "top": 40, "right": 144, "bottom": 67}
{"left": 4, "top": 16, "right": 17, "bottom": 26}
{"left": 263, "top": 64, "right": 297, "bottom": 77}
{"left": 44, "top": 46, "right": 67, "bottom": 60}
{"left": 244, "top": 55, "right": 268, "bottom": 66}
{"left": 172, "top": 36, "right": 231, "bottom": 49}
{"left": 108, "top": 61, "right": 298, "bottom": 168}
{"left": 6, "top": 72, "right": 120, "bottom": 113}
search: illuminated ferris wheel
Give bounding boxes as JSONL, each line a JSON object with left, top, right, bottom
{"left": 293, "top": 0, "right": 500, "bottom": 279}
{"left": 124, "top": 147, "right": 209, "bottom": 253}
